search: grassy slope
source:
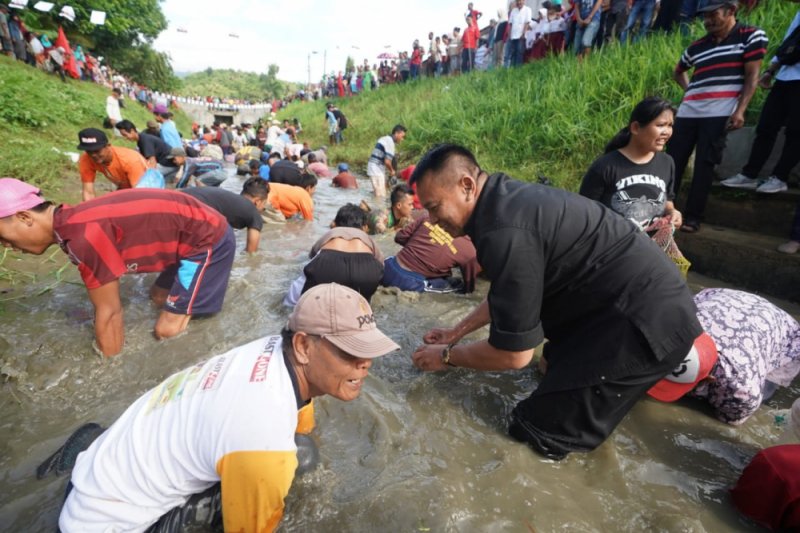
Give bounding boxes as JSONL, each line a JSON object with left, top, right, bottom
{"left": 0, "top": 56, "right": 193, "bottom": 203}
{"left": 282, "top": 2, "right": 794, "bottom": 191}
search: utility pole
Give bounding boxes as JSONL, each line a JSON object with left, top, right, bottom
{"left": 307, "top": 53, "right": 311, "bottom": 87}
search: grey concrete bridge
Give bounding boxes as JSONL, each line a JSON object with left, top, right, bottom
{"left": 177, "top": 101, "right": 271, "bottom": 127}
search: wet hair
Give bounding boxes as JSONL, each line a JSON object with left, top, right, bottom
{"left": 605, "top": 97, "right": 676, "bottom": 153}
{"left": 299, "top": 173, "right": 318, "bottom": 190}
{"left": 281, "top": 327, "right": 295, "bottom": 355}
{"left": 334, "top": 203, "right": 368, "bottom": 228}
{"left": 115, "top": 119, "right": 137, "bottom": 133}
{"left": 390, "top": 183, "right": 414, "bottom": 206}
{"left": 159, "top": 112, "right": 171, "bottom": 120}
{"left": 241, "top": 176, "right": 269, "bottom": 199}
{"left": 307, "top": 153, "right": 317, "bottom": 163}
{"left": 409, "top": 143, "right": 480, "bottom": 186}
{"left": 248, "top": 159, "right": 261, "bottom": 171}
{"left": 391, "top": 124, "right": 407, "bottom": 136}
{"left": 30, "top": 200, "right": 53, "bottom": 213}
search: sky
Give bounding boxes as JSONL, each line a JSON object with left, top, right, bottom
{"left": 153, "top": 0, "right": 509, "bottom": 84}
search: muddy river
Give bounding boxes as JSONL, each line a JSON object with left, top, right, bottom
{"left": 0, "top": 176, "right": 797, "bottom": 532}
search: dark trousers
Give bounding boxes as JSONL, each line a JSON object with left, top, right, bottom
{"left": 604, "top": 9, "right": 628, "bottom": 42}
{"left": 461, "top": 48, "right": 475, "bottom": 72}
{"left": 792, "top": 202, "right": 800, "bottom": 242}
{"left": 653, "top": 0, "right": 681, "bottom": 31}
{"left": 669, "top": 115, "right": 729, "bottom": 222}
{"left": 742, "top": 80, "right": 800, "bottom": 182}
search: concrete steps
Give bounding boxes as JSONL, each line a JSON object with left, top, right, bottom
{"left": 676, "top": 222, "right": 799, "bottom": 303}
{"left": 675, "top": 182, "right": 799, "bottom": 302}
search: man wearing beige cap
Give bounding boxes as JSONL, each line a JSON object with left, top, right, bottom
{"left": 54, "top": 283, "right": 399, "bottom": 533}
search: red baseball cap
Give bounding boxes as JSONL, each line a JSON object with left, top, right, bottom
{"left": 647, "top": 332, "right": 718, "bottom": 402}
{"left": 0, "top": 178, "right": 45, "bottom": 218}
{"left": 731, "top": 444, "right": 800, "bottom": 531}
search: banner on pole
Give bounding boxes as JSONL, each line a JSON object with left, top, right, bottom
{"left": 59, "top": 5, "right": 76, "bottom": 22}
{"left": 90, "top": 10, "right": 106, "bottom": 25}
{"left": 33, "top": 1, "right": 54, "bottom": 11}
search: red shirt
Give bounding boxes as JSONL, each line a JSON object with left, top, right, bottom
{"left": 332, "top": 171, "right": 358, "bottom": 189}
{"left": 54, "top": 189, "right": 228, "bottom": 289}
{"left": 462, "top": 25, "right": 480, "bottom": 49}
{"left": 411, "top": 48, "right": 422, "bottom": 66}
{"left": 395, "top": 216, "right": 480, "bottom": 292}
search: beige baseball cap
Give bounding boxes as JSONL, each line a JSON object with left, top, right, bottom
{"left": 288, "top": 283, "right": 400, "bottom": 359}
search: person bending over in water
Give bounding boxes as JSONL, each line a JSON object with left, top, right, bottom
{"left": 409, "top": 144, "right": 701, "bottom": 461}
{"left": 284, "top": 203, "right": 384, "bottom": 307}
{"left": 0, "top": 179, "right": 235, "bottom": 357}
{"left": 647, "top": 288, "right": 800, "bottom": 425}
{"left": 52, "top": 284, "right": 399, "bottom": 533}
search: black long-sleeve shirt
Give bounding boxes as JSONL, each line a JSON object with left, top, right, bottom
{"left": 464, "top": 173, "right": 701, "bottom": 392}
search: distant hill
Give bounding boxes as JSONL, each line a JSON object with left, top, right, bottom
{"left": 179, "top": 67, "right": 297, "bottom": 101}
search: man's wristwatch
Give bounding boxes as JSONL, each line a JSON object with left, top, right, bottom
{"left": 441, "top": 342, "right": 457, "bottom": 367}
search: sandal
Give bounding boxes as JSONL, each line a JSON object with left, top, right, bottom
{"left": 680, "top": 220, "right": 700, "bottom": 234}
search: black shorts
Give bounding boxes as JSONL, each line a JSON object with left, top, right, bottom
{"left": 154, "top": 227, "right": 235, "bottom": 315}
{"left": 508, "top": 321, "right": 691, "bottom": 460}
{"left": 302, "top": 250, "right": 384, "bottom": 302}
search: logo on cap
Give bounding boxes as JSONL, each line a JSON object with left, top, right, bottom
{"left": 664, "top": 347, "right": 701, "bottom": 384}
{"left": 81, "top": 137, "right": 98, "bottom": 143}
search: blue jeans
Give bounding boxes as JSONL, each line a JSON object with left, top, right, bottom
{"left": 410, "top": 64, "right": 419, "bottom": 79}
{"left": 621, "top": 0, "right": 656, "bottom": 44}
{"left": 573, "top": 19, "right": 601, "bottom": 53}
{"left": 504, "top": 38, "right": 524, "bottom": 67}
{"left": 382, "top": 257, "right": 463, "bottom": 293}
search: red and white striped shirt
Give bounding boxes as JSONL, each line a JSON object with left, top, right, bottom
{"left": 676, "top": 23, "right": 767, "bottom": 119}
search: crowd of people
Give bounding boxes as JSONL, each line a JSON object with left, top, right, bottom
{"left": 0, "top": 0, "right": 799, "bottom": 532}
{"left": 312, "top": 0, "right": 764, "bottom": 98}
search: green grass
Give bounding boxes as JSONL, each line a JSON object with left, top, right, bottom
{"left": 0, "top": 56, "right": 193, "bottom": 203}
{"left": 281, "top": 2, "right": 795, "bottom": 191}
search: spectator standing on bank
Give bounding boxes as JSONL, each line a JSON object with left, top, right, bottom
{"left": 721, "top": 5, "right": 800, "bottom": 196}
{"left": 506, "top": 0, "right": 532, "bottom": 67}
{"left": 604, "top": 0, "right": 629, "bottom": 43}
{"left": 574, "top": 0, "right": 603, "bottom": 56}
{"left": 668, "top": 1, "right": 766, "bottom": 233}
{"left": 620, "top": 0, "right": 658, "bottom": 44}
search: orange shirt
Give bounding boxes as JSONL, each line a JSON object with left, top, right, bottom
{"left": 78, "top": 146, "right": 148, "bottom": 189}
{"left": 268, "top": 182, "right": 314, "bottom": 221}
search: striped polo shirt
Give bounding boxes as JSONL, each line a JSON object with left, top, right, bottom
{"left": 676, "top": 23, "right": 768, "bottom": 119}
{"left": 53, "top": 189, "right": 228, "bottom": 289}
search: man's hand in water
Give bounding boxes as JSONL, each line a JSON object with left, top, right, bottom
{"left": 412, "top": 344, "right": 449, "bottom": 372}
{"left": 423, "top": 328, "right": 458, "bottom": 345}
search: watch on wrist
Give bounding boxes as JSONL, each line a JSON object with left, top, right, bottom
{"left": 441, "top": 342, "right": 457, "bottom": 367}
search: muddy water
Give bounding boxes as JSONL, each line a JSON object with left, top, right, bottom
{"left": 0, "top": 177, "right": 797, "bottom": 532}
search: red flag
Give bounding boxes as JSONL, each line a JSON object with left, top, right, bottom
{"left": 55, "top": 26, "right": 80, "bottom": 79}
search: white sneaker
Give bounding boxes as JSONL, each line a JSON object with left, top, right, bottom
{"left": 721, "top": 173, "right": 758, "bottom": 189}
{"left": 777, "top": 240, "right": 800, "bottom": 254}
{"left": 756, "top": 176, "right": 788, "bottom": 194}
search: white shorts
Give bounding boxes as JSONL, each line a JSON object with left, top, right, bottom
{"left": 368, "top": 172, "right": 386, "bottom": 197}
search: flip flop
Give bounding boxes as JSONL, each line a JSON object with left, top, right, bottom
{"left": 680, "top": 221, "right": 700, "bottom": 234}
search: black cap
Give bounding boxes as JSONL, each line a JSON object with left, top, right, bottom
{"left": 77, "top": 128, "right": 109, "bottom": 151}
{"left": 697, "top": 1, "right": 736, "bottom": 13}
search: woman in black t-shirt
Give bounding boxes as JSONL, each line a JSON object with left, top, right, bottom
{"left": 580, "top": 97, "right": 683, "bottom": 231}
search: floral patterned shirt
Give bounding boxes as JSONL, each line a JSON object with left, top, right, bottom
{"left": 690, "top": 289, "right": 800, "bottom": 425}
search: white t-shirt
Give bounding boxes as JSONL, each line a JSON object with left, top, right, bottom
{"left": 105, "top": 96, "right": 122, "bottom": 122}
{"left": 509, "top": 6, "right": 533, "bottom": 40}
{"left": 59, "top": 336, "right": 311, "bottom": 533}
{"left": 266, "top": 125, "right": 282, "bottom": 146}
{"left": 367, "top": 135, "right": 396, "bottom": 177}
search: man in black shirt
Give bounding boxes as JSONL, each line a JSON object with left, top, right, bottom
{"left": 268, "top": 158, "right": 303, "bottom": 187}
{"left": 180, "top": 177, "right": 268, "bottom": 253}
{"left": 410, "top": 144, "right": 701, "bottom": 460}
{"left": 117, "top": 119, "right": 179, "bottom": 183}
